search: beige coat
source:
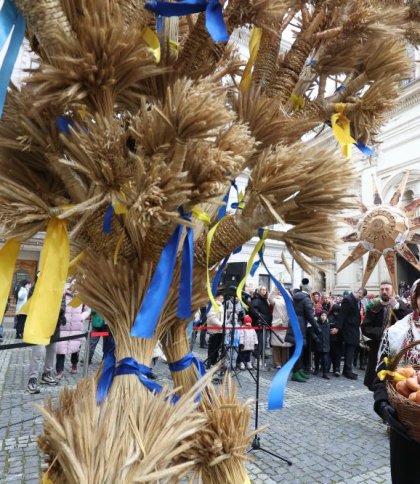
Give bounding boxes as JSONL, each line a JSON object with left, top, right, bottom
{"left": 268, "top": 291, "right": 292, "bottom": 348}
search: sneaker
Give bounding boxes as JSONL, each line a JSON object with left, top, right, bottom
{"left": 246, "top": 362, "right": 253, "bottom": 370}
{"left": 312, "top": 369, "right": 319, "bottom": 375}
{"left": 70, "top": 364, "right": 78, "bottom": 374}
{"left": 322, "top": 373, "right": 330, "bottom": 380}
{"left": 334, "top": 371, "right": 340, "bottom": 377}
{"left": 27, "top": 378, "right": 40, "bottom": 394}
{"left": 40, "top": 372, "right": 58, "bottom": 386}
{"left": 239, "top": 362, "right": 245, "bottom": 370}
{"left": 56, "top": 371, "right": 64, "bottom": 381}
{"left": 297, "top": 370, "right": 309, "bottom": 379}
{"left": 291, "top": 371, "right": 307, "bottom": 383}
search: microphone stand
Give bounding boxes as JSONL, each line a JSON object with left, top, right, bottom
{"left": 246, "top": 301, "right": 292, "bottom": 466}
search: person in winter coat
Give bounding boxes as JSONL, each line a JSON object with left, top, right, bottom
{"left": 15, "top": 279, "right": 31, "bottom": 338}
{"left": 328, "top": 304, "right": 342, "bottom": 376}
{"left": 372, "top": 279, "right": 420, "bottom": 484}
{"left": 336, "top": 289, "right": 364, "bottom": 380}
{"left": 27, "top": 291, "right": 66, "bottom": 394}
{"left": 362, "top": 281, "right": 411, "bottom": 391}
{"left": 313, "top": 311, "right": 331, "bottom": 379}
{"left": 285, "top": 278, "right": 321, "bottom": 382}
{"left": 206, "top": 292, "right": 224, "bottom": 368}
{"left": 268, "top": 288, "right": 291, "bottom": 368}
{"left": 312, "top": 292, "right": 323, "bottom": 316}
{"left": 87, "top": 310, "right": 112, "bottom": 364}
{"left": 56, "top": 282, "right": 91, "bottom": 378}
{"left": 238, "top": 315, "right": 258, "bottom": 370}
{"left": 250, "top": 286, "right": 272, "bottom": 360}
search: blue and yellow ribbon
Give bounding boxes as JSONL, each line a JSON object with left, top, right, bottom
{"left": 235, "top": 229, "right": 268, "bottom": 308}
{"left": 251, "top": 229, "right": 303, "bottom": 410}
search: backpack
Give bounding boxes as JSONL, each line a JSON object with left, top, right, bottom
{"left": 91, "top": 311, "right": 105, "bottom": 329}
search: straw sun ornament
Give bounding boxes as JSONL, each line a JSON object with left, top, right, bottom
{"left": 0, "top": 0, "right": 418, "bottom": 482}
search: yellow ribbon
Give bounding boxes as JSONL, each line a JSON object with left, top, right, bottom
{"left": 239, "top": 27, "right": 263, "bottom": 90}
{"left": 236, "top": 229, "right": 268, "bottom": 308}
{"left": 290, "top": 94, "right": 305, "bottom": 112}
{"left": 68, "top": 251, "right": 85, "bottom": 277}
{"left": 113, "top": 233, "right": 124, "bottom": 266}
{"left": 23, "top": 219, "right": 70, "bottom": 345}
{"left": 331, "top": 103, "right": 356, "bottom": 158}
{"left": 42, "top": 475, "right": 54, "bottom": 484}
{"left": 142, "top": 27, "right": 161, "bottom": 63}
{"left": 192, "top": 207, "right": 211, "bottom": 225}
{"left": 77, "top": 104, "right": 87, "bottom": 119}
{"left": 377, "top": 370, "right": 406, "bottom": 382}
{"left": 206, "top": 221, "right": 222, "bottom": 313}
{"left": 0, "top": 240, "right": 21, "bottom": 323}
{"left": 169, "top": 40, "right": 179, "bottom": 57}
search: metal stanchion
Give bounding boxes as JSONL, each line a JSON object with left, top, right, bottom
{"left": 83, "top": 329, "right": 91, "bottom": 377}
{"left": 262, "top": 325, "right": 267, "bottom": 369}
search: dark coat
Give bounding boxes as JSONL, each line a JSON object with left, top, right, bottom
{"left": 328, "top": 304, "right": 342, "bottom": 345}
{"left": 362, "top": 300, "right": 411, "bottom": 342}
{"left": 336, "top": 293, "right": 361, "bottom": 346}
{"left": 285, "top": 291, "right": 320, "bottom": 345}
{"left": 250, "top": 294, "right": 272, "bottom": 325}
{"left": 362, "top": 299, "right": 411, "bottom": 391}
{"left": 314, "top": 319, "right": 330, "bottom": 353}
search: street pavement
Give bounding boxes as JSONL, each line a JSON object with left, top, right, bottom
{"left": 0, "top": 327, "right": 391, "bottom": 483}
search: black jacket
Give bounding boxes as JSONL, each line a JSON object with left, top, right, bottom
{"left": 285, "top": 291, "right": 320, "bottom": 345}
{"left": 314, "top": 319, "right": 330, "bottom": 353}
{"left": 250, "top": 294, "right": 272, "bottom": 326}
{"left": 337, "top": 293, "right": 361, "bottom": 345}
{"left": 362, "top": 300, "right": 411, "bottom": 342}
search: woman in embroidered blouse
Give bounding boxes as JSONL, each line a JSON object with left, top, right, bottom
{"left": 373, "top": 278, "right": 420, "bottom": 484}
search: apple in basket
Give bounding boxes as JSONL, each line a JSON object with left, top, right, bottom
{"left": 408, "top": 390, "right": 420, "bottom": 403}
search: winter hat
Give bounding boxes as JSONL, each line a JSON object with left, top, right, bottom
{"left": 301, "top": 278, "right": 312, "bottom": 292}
{"left": 244, "top": 315, "right": 252, "bottom": 324}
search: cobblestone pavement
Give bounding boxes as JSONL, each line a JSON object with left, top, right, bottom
{"left": 0, "top": 327, "right": 391, "bottom": 483}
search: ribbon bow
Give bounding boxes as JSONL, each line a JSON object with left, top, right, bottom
{"left": 331, "top": 104, "right": 356, "bottom": 158}
{"left": 0, "top": 0, "right": 25, "bottom": 117}
{"left": 96, "top": 348, "right": 178, "bottom": 404}
{"left": 168, "top": 352, "right": 206, "bottom": 378}
{"left": 145, "top": 0, "right": 229, "bottom": 43}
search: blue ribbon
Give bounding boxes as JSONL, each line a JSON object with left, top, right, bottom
{"left": 145, "top": 0, "right": 229, "bottom": 43}
{"left": 102, "top": 204, "right": 114, "bottom": 234}
{"left": 255, "top": 230, "right": 303, "bottom": 410}
{"left": 0, "top": 1, "right": 25, "bottom": 117}
{"left": 56, "top": 116, "right": 75, "bottom": 135}
{"left": 177, "top": 210, "right": 194, "bottom": 319}
{"left": 96, "top": 350, "right": 178, "bottom": 404}
{"left": 131, "top": 223, "right": 183, "bottom": 338}
{"left": 355, "top": 140, "right": 376, "bottom": 157}
{"left": 131, "top": 209, "right": 194, "bottom": 339}
{"left": 168, "top": 352, "right": 206, "bottom": 378}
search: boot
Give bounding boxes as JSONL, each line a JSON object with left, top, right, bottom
{"left": 322, "top": 373, "right": 330, "bottom": 380}
{"left": 298, "top": 369, "right": 309, "bottom": 379}
{"left": 291, "top": 371, "right": 307, "bottom": 382}
{"left": 312, "top": 368, "right": 319, "bottom": 375}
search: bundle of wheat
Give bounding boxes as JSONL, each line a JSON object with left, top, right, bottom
{"left": 0, "top": 0, "right": 418, "bottom": 481}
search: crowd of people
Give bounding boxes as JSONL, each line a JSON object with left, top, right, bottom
{"left": 3, "top": 276, "right": 109, "bottom": 394}
{"left": 193, "top": 277, "right": 420, "bottom": 483}
{"left": 2, "top": 271, "right": 419, "bottom": 482}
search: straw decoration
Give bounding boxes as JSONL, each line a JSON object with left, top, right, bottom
{"left": 0, "top": 0, "right": 417, "bottom": 481}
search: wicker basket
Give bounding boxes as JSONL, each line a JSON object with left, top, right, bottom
{"left": 386, "top": 340, "right": 420, "bottom": 442}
